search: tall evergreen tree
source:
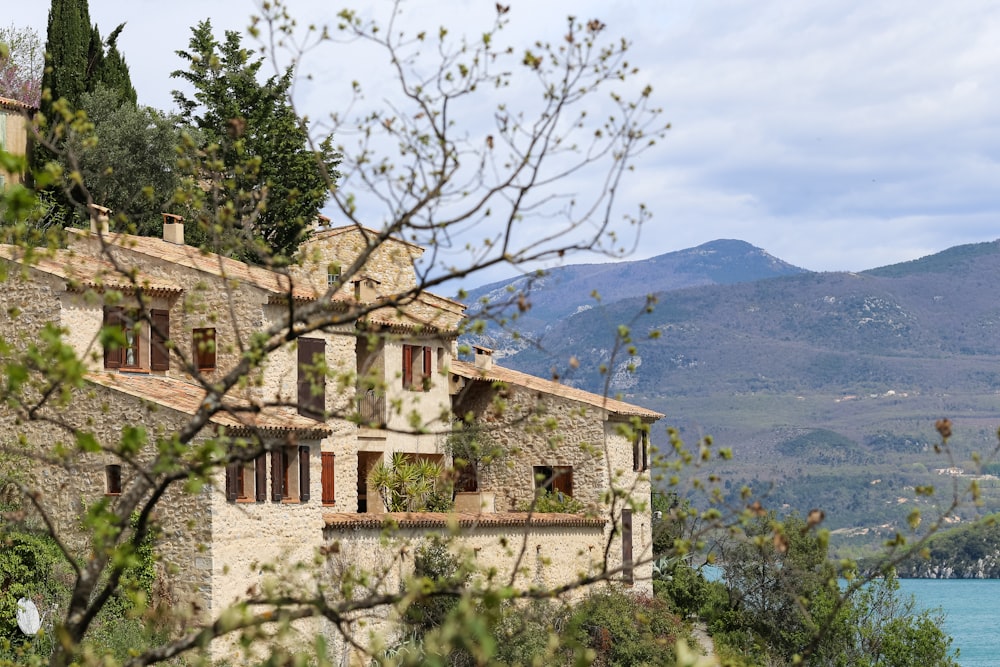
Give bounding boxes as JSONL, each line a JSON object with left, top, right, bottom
{"left": 39, "top": 0, "right": 91, "bottom": 116}
{"left": 172, "top": 20, "right": 339, "bottom": 263}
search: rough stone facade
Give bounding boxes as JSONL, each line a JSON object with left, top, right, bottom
{"left": 0, "top": 220, "right": 662, "bottom": 661}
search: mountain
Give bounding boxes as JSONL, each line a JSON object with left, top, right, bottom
{"left": 460, "top": 238, "right": 1000, "bottom": 551}
{"left": 502, "top": 239, "right": 1000, "bottom": 398}
{"left": 462, "top": 239, "right": 808, "bottom": 357}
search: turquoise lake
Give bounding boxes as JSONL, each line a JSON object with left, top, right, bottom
{"left": 899, "top": 578, "right": 1000, "bottom": 667}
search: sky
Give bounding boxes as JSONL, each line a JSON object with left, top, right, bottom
{"left": 7, "top": 0, "right": 1000, "bottom": 283}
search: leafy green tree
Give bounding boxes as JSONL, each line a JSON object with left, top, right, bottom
{"left": 65, "top": 86, "right": 180, "bottom": 233}
{"left": 171, "top": 20, "right": 339, "bottom": 263}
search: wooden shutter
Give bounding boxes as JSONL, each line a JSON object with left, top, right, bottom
{"left": 641, "top": 432, "right": 649, "bottom": 472}
{"left": 321, "top": 452, "right": 336, "bottom": 505}
{"left": 633, "top": 436, "right": 640, "bottom": 472}
{"left": 402, "top": 344, "right": 414, "bottom": 389}
{"left": 622, "top": 509, "right": 634, "bottom": 583}
{"left": 105, "top": 464, "right": 122, "bottom": 495}
{"left": 103, "top": 307, "right": 123, "bottom": 369}
{"left": 553, "top": 466, "right": 573, "bottom": 496}
{"left": 297, "top": 338, "right": 325, "bottom": 418}
{"left": 225, "top": 461, "right": 239, "bottom": 501}
{"left": 194, "top": 328, "right": 216, "bottom": 370}
{"left": 150, "top": 309, "right": 170, "bottom": 371}
{"left": 422, "top": 346, "right": 432, "bottom": 390}
{"left": 271, "top": 450, "right": 282, "bottom": 501}
{"left": 255, "top": 453, "right": 267, "bottom": 502}
{"left": 299, "top": 445, "right": 311, "bottom": 502}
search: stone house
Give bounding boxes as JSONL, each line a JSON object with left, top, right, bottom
{"left": 0, "top": 96, "right": 33, "bottom": 189}
{"left": 0, "top": 211, "right": 662, "bottom": 660}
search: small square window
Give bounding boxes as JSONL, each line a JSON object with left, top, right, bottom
{"left": 533, "top": 465, "right": 573, "bottom": 497}
{"left": 106, "top": 464, "right": 122, "bottom": 496}
{"left": 193, "top": 328, "right": 217, "bottom": 371}
{"left": 327, "top": 268, "right": 341, "bottom": 286}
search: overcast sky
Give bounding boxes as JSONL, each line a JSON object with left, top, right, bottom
{"left": 8, "top": 1, "right": 1000, "bottom": 281}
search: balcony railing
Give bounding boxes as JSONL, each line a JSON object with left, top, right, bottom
{"left": 357, "top": 389, "right": 386, "bottom": 428}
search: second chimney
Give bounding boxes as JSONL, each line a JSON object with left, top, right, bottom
{"left": 473, "top": 345, "right": 493, "bottom": 371}
{"left": 89, "top": 204, "right": 111, "bottom": 234}
{"left": 162, "top": 213, "right": 185, "bottom": 244}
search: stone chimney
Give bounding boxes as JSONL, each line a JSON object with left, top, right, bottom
{"left": 353, "top": 276, "right": 380, "bottom": 303}
{"left": 162, "top": 213, "right": 185, "bottom": 244}
{"left": 473, "top": 345, "right": 493, "bottom": 371}
{"left": 89, "top": 204, "right": 111, "bottom": 234}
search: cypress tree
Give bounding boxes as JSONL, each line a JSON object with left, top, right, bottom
{"left": 94, "top": 24, "right": 136, "bottom": 105}
{"left": 40, "top": 0, "right": 92, "bottom": 117}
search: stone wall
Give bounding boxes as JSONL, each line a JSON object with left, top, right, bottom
{"left": 320, "top": 516, "right": 618, "bottom": 663}
{"left": 452, "top": 378, "right": 655, "bottom": 594}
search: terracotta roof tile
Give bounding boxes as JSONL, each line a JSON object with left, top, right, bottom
{"left": 0, "top": 96, "right": 34, "bottom": 111}
{"left": 66, "top": 229, "right": 325, "bottom": 302}
{"left": 0, "top": 245, "right": 183, "bottom": 295}
{"left": 87, "top": 372, "right": 330, "bottom": 438}
{"left": 323, "top": 511, "right": 606, "bottom": 529}
{"left": 451, "top": 360, "right": 663, "bottom": 420}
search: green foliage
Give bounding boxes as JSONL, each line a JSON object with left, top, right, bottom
{"left": 369, "top": 452, "right": 449, "bottom": 512}
{"left": 404, "top": 539, "right": 469, "bottom": 636}
{"left": 0, "top": 519, "right": 70, "bottom": 638}
{"left": 171, "top": 20, "right": 340, "bottom": 262}
{"left": 562, "top": 589, "right": 681, "bottom": 666}
{"left": 517, "top": 490, "right": 585, "bottom": 514}
{"left": 40, "top": 0, "right": 93, "bottom": 114}
{"left": 67, "top": 86, "right": 181, "bottom": 231}
{"left": 445, "top": 421, "right": 506, "bottom": 491}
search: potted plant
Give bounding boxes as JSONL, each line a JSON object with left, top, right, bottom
{"left": 445, "top": 422, "right": 506, "bottom": 513}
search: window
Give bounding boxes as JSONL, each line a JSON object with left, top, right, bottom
{"left": 270, "top": 446, "right": 311, "bottom": 502}
{"left": 327, "top": 267, "right": 340, "bottom": 286}
{"left": 193, "top": 328, "right": 216, "bottom": 371}
{"left": 622, "top": 509, "right": 634, "bottom": 584}
{"left": 150, "top": 309, "right": 170, "bottom": 371}
{"left": 633, "top": 430, "right": 649, "bottom": 472}
{"left": 402, "top": 344, "right": 433, "bottom": 391}
{"left": 225, "top": 454, "right": 266, "bottom": 502}
{"left": 533, "top": 465, "right": 573, "bottom": 497}
{"left": 322, "top": 452, "right": 336, "bottom": 505}
{"left": 106, "top": 464, "right": 122, "bottom": 496}
{"left": 297, "top": 338, "right": 326, "bottom": 418}
{"left": 103, "top": 307, "right": 140, "bottom": 369}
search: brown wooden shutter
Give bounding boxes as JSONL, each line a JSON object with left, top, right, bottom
{"left": 422, "top": 346, "right": 432, "bottom": 390}
{"left": 321, "top": 452, "right": 336, "bottom": 505}
{"left": 297, "top": 338, "right": 326, "bottom": 418}
{"left": 622, "top": 509, "right": 634, "bottom": 583}
{"left": 150, "top": 309, "right": 170, "bottom": 371}
{"left": 633, "top": 436, "right": 640, "bottom": 472}
{"left": 225, "top": 461, "right": 239, "bottom": 501}
{"left": 402, "top": 344, "right": 414, "bottom": 389}
{"left": 255, "top": 453, "right": 267, "bottom": 502}
{"left": 553, "top": 466, "right": 573, "bottom": 496}
{"left": 298, "top": 445, "right": 311, "bottom": 502}
{"left": 103, "top": 307, "right": 123, "bottom": 369}
{"left": 194, "top": 328, "right": 216, "bottom": 370}
{"left": 271, "top": 450, "right": 282, "bottom": 501}
{"left": 641, "top": 432, "right": 649, "bottom": 472}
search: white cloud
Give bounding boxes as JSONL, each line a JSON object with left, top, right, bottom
{"left": 6, "top": 0, "right": 1000, "bottom": 281}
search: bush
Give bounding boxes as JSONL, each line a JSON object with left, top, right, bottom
{"left": 517, "top": 491, "right": 586, "bottom": 514}
{"left": 562, "top": 589, "right": 682, "bottom": 666}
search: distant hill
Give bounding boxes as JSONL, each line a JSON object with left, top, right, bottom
{"left": 498, "top": 239, "right": 1000, "bottom": 398}
{"left": 462, "top": 239, "right": 808, "bottom": 357}
{"left": 459, "top": 238, "right": 1000, "bottom": 553}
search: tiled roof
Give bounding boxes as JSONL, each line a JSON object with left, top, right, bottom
{"left": 87, "top": 372, "right": 331, "bottom": 438}
{"left": 323, "top": 511, "right": 606, "bottom": 529}
{"left": 0, "top": 96, "right": 34, "bottom": 111}
{"left": 66, "top": 229, "right": 325, "bottom": 303}
{"left": 451, "top": 360, "right": 663, "bottom": 420}
{"left": 0, "top": 245, "right": 182, "bottom": 295}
